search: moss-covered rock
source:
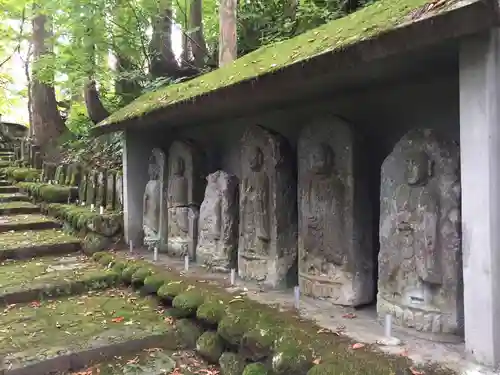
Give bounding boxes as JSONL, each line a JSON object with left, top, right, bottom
{"left": 157, "top": 280, "right": 187, "bottom": 302}
{"left": 82, "top": 232, "right": 113, "bottom": 254}
{"left": 143, "top": 274, "right": 167, "bottom": 294}
{"left": 219, "top": 352, "right": 247, "bottom": 375}
{"left": 10, "top": 168, "right": 40, "bottom": 182}
{"left": 131, "top": 267, "right": 153, "bottom": 286}
{"left": 172, "top": 289, "right": 205, "bottom": 317}
{"left": 240, "top": 320, "right": 284, "bottom": 361}
{"left": 217, "top": 309, "right": 255, "bottom": 347}
{"left": 174, "top": 319, "right": 204, "bottom": 348}
{"left": 92, "top": 251, "right": 108, "bottom": 261}
{"left": 111, "top": 260, "right": 129, "bottom": 274}
{"left": 196, "top": 331, "right": 224, "bottom": 363}
{"left": 121, "top": 264, "right": 142, "bottom": 283}
{"left": 197, "top": 299, "right": 226, "bottom": 325}
{"left": 97, "top": 253, "right": 114, "bottom": 267}
{"left": 271, "top": 341, "right": 313, "bottom": 375}
{"left": 242, "top": 363, "right": 269, "bottom": 375}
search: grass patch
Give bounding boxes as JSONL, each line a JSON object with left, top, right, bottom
{"left": 0, "top": 229, "right": 79, "bottom": 250}
{"left": 98, "top": 0, "right": 434, "bottom": 127}
{"left": 0, "top": 289, "right": 170, "bottom": 365}
{"left": 0, "top": 213, "right": 54, "bottom": 225}
{"left": 0, "top": 255, "right": 112, "bottom": 297}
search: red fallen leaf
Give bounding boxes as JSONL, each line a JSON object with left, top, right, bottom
{"left": 410, "top": 367, "right": 425, "bottom": 375}
{"left": 351, "top": 343, "right": 365, "bottom": 349}
{"left": 111, "top": 316, "right": 124, "bottom": 323}
{"left": 342, "top": 313, "right": 357, "bottom": 319}
{"left": 30, "top": 301, "right": 41, "bottom": 308}
{"left": 169, "top": 368, "right": 183, "bottom": 375}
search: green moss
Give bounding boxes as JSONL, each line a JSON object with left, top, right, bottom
{"left": 242, "top": 363, "right": 270, "bottom": 375}
{"left": 131, "top": 267, "right": 153, "bottom": 286}
{"left": 197, "top": 299, "right": 226, "bottom": 325}
{"left": 9, "top": 168, "right": 40, "bottom": 182}
{"left": 272, "top": 341, "right": 314, "bottom": 375}
{"left": 97, "top": 253, "right": 114, "bottom": 266}
{"left": 219, "top": 352, "right": 247, "bottom": 375}
{"left": 121, "top": 264, "right": 142, "bottom": 283}
{"left": 157, "top": 280, "right": 187, "bottom": 301}
{"left": 0, "top": 229, "right": 79, "bottom": 250}
{"left": 240, "top": 320, "right": 284, "bottom": 361}
{"left": 172, "top": 289, "right": 205, "bottom": 317}
{"left": 143, "top": 274, "right": 167, "bottom": 293}
{"left": 217, "top": 309, "right": 255, "bottom": 346}
{"left": 111, "top": 260, "right": 129, "bottom": 274}
{"left": 18, "top": 183, "right": 77, "bottom": 203}
{"left": 174, "top": 319, "right": 204, "bottom": 348}
{"left": 196, "top": 331, "right": 224, "bottom": 363}
{"left": 97, "top": 0, "right": 431, "bottom": 128}
{"left": 92, "top": 251, "right": 108, "bottom": 261}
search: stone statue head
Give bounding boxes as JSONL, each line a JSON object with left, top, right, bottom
{"left": 309, "top": 143, "right": 334, "bottom": 175}
{"left": 249, "top": 146, "right": 264, "bottom": 171}
{"left": 172, "top": 157, "right": 185, "bottom": 176}
{"left": 405, "top": 150, "right": 433, "bottom": 186}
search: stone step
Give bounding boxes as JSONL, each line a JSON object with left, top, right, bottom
{"left": 0, "top": 192, "right": 30, "bottom": 203}
{"left": 0, "top": 213, "right": 60, "bottom": 233}
{"left": 0, "top": 186, "right": 18, "bottom": 194}
{"left": 0, "top": 229, "right": 81, "bottom": 261}
{"left": 0, "top": 180, "right": 10, "bottom": 186}
{"left": 0, "top": 201, "right": 39, "bottom": 215}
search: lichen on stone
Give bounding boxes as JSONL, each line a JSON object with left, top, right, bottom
{"left": 219, "top": 352, "right": 247, "bottom": 375}
{"left": 242, "top": 363, "right": 270, "bottom": 375}
{"left": 196, "top": 331, "right": 224, "bottom": 363}
{"left": 143, "top": 274, "right": 167, "bottom": 293}
{"left": 172, "top": 289, "right": 206, "bottom": 317}
{"left": 157, "top": 280, "right": 188, "bottom": 301}
{"left": 197, "top": 299, "right": 226, "bottom": 325}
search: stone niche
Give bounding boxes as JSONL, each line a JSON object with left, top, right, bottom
{"left": 378, "top": 128, "right": 461, "bottom": 336}
{"left": 143, "top": 148, "right": 166, "bottom": 249}
{"left": 197, "top": 170, "right": 239, "bottom": 272}
{"left": 166, "top": 140, "right": 204, "bottom": 259}
{"left": 238, "top": 125, "right": 297, "bottom": 289}
{"left": 297, "top": 117, "right": 374, "bottom": 306}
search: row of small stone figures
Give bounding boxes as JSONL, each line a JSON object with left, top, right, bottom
{"left": 41, "top": 162, "right": 123, "bottom": 212}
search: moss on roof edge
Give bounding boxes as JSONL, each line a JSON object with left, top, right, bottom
{"left": 96, "top": 0, "right": 460, "bottom": 128}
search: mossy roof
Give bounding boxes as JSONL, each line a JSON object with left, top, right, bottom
{"left": 94, "top": 0, "right": 494, "bottom": 132}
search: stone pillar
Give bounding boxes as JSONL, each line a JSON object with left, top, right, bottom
{"left": 123, "top": 130, "right": 156, "bottom": 246}
{"left": 459, "top": 29, "right": 500, "bottom": 367}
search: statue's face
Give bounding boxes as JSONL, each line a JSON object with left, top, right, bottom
{"left": 173, "top": 157, "right": 185, "bottom": 176}
{"left": 309, "top": 143, "right": 332, "bottom": 175}
{"left": 249, "top": 146, "right": 263, "bottom": 171}
{"left": 406, "top": 151, "right": 431, "bottom": 186}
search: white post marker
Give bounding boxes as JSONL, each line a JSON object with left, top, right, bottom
{"left": 153, "top": 247, "right": 158, "bottom": 262}
{"left": 76, "top": 199, "right": 79, "bottom": 205}
{"left": 184, "top": 255, "right": 189, "bottom": 272}
{"left": 384, "top": 314, "right": 392, "bottom": 338}
{"left": 90, "top": 203, "right": 95, "bottom": 212}
{"left": 99, "top": 206, "right": 104, "bottom": 215}
{"left": 129, "top": 240, "right": 133, "bottom": 253}
{"left": 230, "top": 269, "right": 236, "bottom": 286}
{"left": 294, "top": 286, "right": 300, "bottom": 309}
{"left": 81, "top": 201, "right": 86, "bottom": 206}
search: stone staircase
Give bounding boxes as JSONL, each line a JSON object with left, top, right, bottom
{"left": 0, "top": 175, "right": 82, "bottom": 262}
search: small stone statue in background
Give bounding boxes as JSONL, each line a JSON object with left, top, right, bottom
{"left": 143, "top": 149, "right": 165, "bottom": 248}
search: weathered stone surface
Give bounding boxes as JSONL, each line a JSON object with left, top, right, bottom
{"left": 377, "top": 128, "right": 461, "bottom": 335}
{"left": 106, "top": 170, "right": 116, "bottom": 211}
{"left": 238, "top": 125, "right": 297, "bottom": 289}
{"left": 95, "top": 168, "right": 107, "bottom": 208}
{"left": 297, "top": 118, "right": 373, "bottom": 306}
{"left": 166, "top": 140, "right": 204, "bottom": 258}
{"left": 33, "top": 152, "right": 42, "bottom": 170}
{"left": 54, "top": 164, "right": 68, "bottom": 185}
{"left": 86, "top": 170, "right": 98, "bottom": 206}
{"left": 197, "top": 170, "right": 239, "bottom": 272}
{"left": 42, "top": 162, "right": 57, "bottom": 183}
{"left": 79, "top": 171, "right": 89, "bottom": 204}
{"left": 143, "top": 149, "right": 166, "bottom": 249}
{"left": 65, "top": 163, "right": 83, "bottom": 186}
{"left": 115, "top": 172, "right": 123, "bottom": 211}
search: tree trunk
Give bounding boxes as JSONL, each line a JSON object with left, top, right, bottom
{"left": 149, "top": 0, "right": 179, "bottom": 79}
{"left": 115, "top": 54, "right": 142, "bottom": 104}
{"left": 189, "top": 0, "right": 208, "bottom": 68}
{"left": 218, "top": 0, "right": 237, "bottom": 66}
{"left": 84, "top": 80, "right": 110, "bottom": 125}
{"left": 31, "top": 11, "right": 65, "bottom": 160}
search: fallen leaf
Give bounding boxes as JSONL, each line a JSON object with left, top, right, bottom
{"left": 351, "top": 343, "right": 365, "bottom": 349}
{"left": 342, "top": 313, "right": 357, "bottom": 319}
{"left": 164, "top": 317, "right": 175, "bottom": 325}
{"left": 29, "top": 301, "right": 41, "bottom": 308}
{"left": 317, "top": 328, "right": 331, "bottom": 334}
{"left": 410, "top": 367, "right": 425, "bottom": 375}
{"left": 127, "top": 356, "right": 139, "bottom": 364}
{"left": 111, "top": 316, "right": 124, "bottom": 323}
{"left": 312, "top": 357, "right": 321, "bottom": 365}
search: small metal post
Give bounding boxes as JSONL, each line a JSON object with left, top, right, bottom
{"left": 153, "top": 247, "right": 158, "bottom": 262}
{"left": 294, "top": 286, "right": 300, "bottom": 309}
{"left": 129, "top": 241, "right": 133, "bottom": 253}
{"left": 230, "top": 269, "right": 236, "bottom": 286}
{"left": 184, "top": 255, "right": 189, "bottom": 271}
{"left": 99, "top": 206, "right": 104, "bottom": 215}
{"left": 384, "top": 314, "right": 392, "bottom": 338}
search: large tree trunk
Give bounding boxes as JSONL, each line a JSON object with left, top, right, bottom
{"left": 31, "top": 11, "right": 65, "bottom": 160}
{"left": 189, "top": 0, "right": 208, "bottom": 68}
{"left": 115, "top": 54, "right": 142, "bottom": 104}
{"left": 84, "top": 80, "right": 110, "bottom": 125}
{"left": 149, "top": 0, "right": 180, "bottom": 79}
{"left": 218, "top": 0, "right": 237, "bottom": 66}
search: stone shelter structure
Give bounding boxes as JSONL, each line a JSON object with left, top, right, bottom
{"left": 92, "top": 0, "right": 500, "bottom": 368}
